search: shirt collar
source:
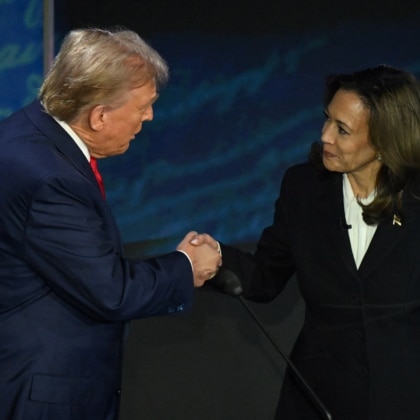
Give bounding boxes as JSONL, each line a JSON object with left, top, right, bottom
{"left": 343, "top": 173, "right": 375, "bottom": 205}
{"left": 53, "top": 117, "right": 90, "bottom": 161}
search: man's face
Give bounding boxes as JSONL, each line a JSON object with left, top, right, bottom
{"left": 90, "top": 80, "right": 158, "bottom": 158}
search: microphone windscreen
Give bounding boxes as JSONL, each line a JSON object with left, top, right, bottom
{"left": 217, "top": 270, "right": 244, "bottom": 296}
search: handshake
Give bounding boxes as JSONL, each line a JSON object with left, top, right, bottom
{"left": 176, "top": 231, "right": 222, "bottom": 287}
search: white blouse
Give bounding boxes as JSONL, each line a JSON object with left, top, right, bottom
{"left": 343, "top": 174, "right": 377, "bottom": 268}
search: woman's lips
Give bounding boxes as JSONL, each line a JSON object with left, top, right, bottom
{"left": 323, "top": 150, "right": 336, "bottom": 158}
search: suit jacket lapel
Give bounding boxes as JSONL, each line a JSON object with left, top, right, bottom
{"left": 310, "top": 166, "right": 420, "bottom": 283}
{"left": 23, "top": 101, "right": 98, "bottom": 189}
{"left": 23, "top": 101, "right": 124, "bottom": 253}
{"left": 317, "top": 172, "right": 359, "bottom": 278}
{"left": 358, "top": 184, "right": 419, "bottom": 279}
{"left": 357, "top": 219, "right": 406, "bottom": 279}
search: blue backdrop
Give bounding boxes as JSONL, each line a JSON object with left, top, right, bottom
{"left": 98, "top": 13, "right": 420, "bottom": 255}
{"left": 2, "top": 1, "right": 420, "bottom": 257}
{"left": 0, "top": 0, "right": 43, "bottom": 119}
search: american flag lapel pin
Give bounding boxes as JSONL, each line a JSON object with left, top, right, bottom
{"left": 393, "top": 214, "right": 402, "bottom": 226}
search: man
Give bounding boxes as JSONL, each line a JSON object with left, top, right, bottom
{"left": 0, "top": 28, "right": 221, "bottom": 420}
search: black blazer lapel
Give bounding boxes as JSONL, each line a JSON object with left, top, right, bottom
{"left": 358, "top": 185, "right": 419, "bottom": 279}
{"left": 317, "top": 172, "right": 359, "bottom": 278}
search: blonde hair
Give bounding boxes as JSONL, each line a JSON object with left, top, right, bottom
{"left": 39, "top": 28, "right": 169, "bottom": 122}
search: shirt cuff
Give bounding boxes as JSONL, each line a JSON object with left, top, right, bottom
{"left": 216, "top": 241, "right": 222, "bottom": 256}
{"left": 177, "top": 250, "right": 193, "bottom": 271}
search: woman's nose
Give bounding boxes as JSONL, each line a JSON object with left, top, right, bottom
{"left": 321, "top": 121, "right": 333, "bottom": 144}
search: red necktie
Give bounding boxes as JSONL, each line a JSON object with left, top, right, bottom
{"left": 89, "top": 157, "right": 106, "bottom": 199}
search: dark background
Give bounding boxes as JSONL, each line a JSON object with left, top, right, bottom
{"left": 47, "top": 1, "right": 420, "bottom": 418}
{"left": 61, "top": 0, "right": 417, "bottom": 35}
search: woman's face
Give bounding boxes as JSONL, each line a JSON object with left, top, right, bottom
{"left": 321, "top": 88, "right": 380, "bottom": 179}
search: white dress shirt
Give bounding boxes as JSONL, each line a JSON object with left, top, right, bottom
{"left": 53, "top": 117, "right": 90, "bottom": 161}
{"left": 343, "top": 174, "right": 377, "bottom": 268}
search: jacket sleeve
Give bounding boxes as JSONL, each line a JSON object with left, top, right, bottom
{"left": 22, "top": 173, "right": 194, "bottom": 322}
{"left": 219, "top": 168, "right": 296, "bottom": 302}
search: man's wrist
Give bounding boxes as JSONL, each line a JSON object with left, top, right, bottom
{"left": 177, "top": 250, "right": 193, "bottom": 271}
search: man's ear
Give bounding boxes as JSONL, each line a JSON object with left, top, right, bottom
{"left": 88, "top": 105, "right": 106, "bottom": 131}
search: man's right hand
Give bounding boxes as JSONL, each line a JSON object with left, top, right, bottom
{"left": 177, "top": 231, "right": 222, "bottom": 287}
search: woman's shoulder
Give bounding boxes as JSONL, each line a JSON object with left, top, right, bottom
{"left": 284, "top": 161, "right": 337, "bottom": 185}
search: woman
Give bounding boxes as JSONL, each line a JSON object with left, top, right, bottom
{"left": 203, "top": 65, "right": 420, "bottom": 419}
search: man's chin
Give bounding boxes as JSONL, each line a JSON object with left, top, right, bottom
{"left": 115, "top": 144, "right": 131, "bottom": 156}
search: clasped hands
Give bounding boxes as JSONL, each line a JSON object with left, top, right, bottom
{"left": 177, "top": 231, "right": 221, "bottom": 287}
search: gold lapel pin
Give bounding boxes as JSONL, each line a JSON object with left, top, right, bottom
{"left": 393, "top": 214, "right": 402, "bottom": 226}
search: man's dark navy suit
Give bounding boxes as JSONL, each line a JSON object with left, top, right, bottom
{"left": 0, "top": 101, "right": 193, "bottom": 419}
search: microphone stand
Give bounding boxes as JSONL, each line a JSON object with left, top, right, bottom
{"left": 217, "top": 271, "right": 332, "bottom": 420}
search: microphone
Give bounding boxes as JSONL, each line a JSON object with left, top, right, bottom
{"left": 217, "top": 270, "right": 332, "bottom": 420}
{"left": 339, "top": 218, "right": 352, "bottom": 230}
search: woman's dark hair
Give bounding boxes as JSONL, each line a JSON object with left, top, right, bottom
{"left": 311, "top": 65, "right": 420, "bottom": 225}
